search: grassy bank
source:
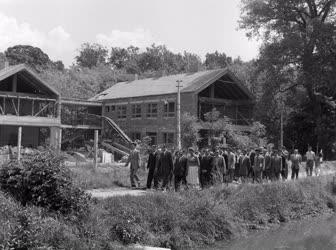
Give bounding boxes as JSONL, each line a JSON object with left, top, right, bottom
{"left": 87, "top": 176, "right": 336, "bottom": 249}
{"left": 1, "top": 174, "right": 335, "bottom": 249}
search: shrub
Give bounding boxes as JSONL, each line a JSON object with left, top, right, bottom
{"left": 0, "top": 150, "right": 90, "bottom": 220}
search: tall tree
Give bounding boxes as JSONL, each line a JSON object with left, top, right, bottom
{"left": 76, "top": 43, "right": 108, "bottom": 68}
{"left": 204, "top": 51, "right": 230, "bottom": 69}
{"left": 5, "top": 45, "right": 54, "bottom": 72}
{"left": 240, "top": 0, "right": 336, "bottom": 156}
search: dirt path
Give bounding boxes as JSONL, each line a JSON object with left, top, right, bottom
{"left": 87, "top": 187, "right": 151, "bottom": 198}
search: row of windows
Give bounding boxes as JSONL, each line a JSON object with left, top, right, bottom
{"left": 130, "top": 132, "right": 175, "bottom": 145}
{"left": 104, "top": 102, "right": 175, "bottom": 119}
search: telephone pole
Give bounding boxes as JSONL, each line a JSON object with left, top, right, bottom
{"left": 176, "top": 80, "right": 183, "bottom": 150}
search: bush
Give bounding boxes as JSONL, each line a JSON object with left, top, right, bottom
{"left": 0, "top": 150, "right": 90, "bottom": 220}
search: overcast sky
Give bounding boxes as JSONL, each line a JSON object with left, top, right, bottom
{"left": 0, "top": 0, "right": 260, "bottom": 66}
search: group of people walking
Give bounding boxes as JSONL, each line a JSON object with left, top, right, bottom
{"left": 125, "top": 142, "right": 324, "bottom": 191}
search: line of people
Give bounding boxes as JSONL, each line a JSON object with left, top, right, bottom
{"left": 126, "top": 141, "right": 323, "bottom": 190}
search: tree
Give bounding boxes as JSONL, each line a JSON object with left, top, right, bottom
{"left": 204, "top": 51, "right": 230, "bottom": 69}
{"left": 0, "top": 52, "right": 6, "bottom": 69}
{"left": 5, "top": 45, "right": 54, "bottom": 72}
{"left": 181, "top": 113, "right": 201, "bottom": 148}
{"left": 240, "top": 0, "right": 336, "bottom": 157}
{"left": 75, "top": 43, "right": 108, "bottom": 68}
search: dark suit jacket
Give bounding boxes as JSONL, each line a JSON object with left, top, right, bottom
{"left": 174, "top": 155, "right": 188, "bottom": 177}
{"left": 158, "top": 150, "right": 174, "bottom": 177}
{"left": 147, "top": 152, "right": 156, "bottom": 171}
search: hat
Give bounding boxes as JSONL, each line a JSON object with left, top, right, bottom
{"left": 188, "top": 147, "right": 194, "bottom": 152}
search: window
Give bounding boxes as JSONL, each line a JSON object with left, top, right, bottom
{"left": 104, "top": 106, "right": 110, "bottom": 113}
{"left": 117, "top": 105, "right": 127, "bottom": 119}
{"left": 146, "top": 103, "right": 158, "bottom": 118}
{"left": 146, "top": 132, "right": 157, "bottom": 145}
{"left": 130, "top": 132, "right": 142, "bottom": 141}
{"left": 131, "top": 104, "right": 142, "bottom": 118}
{"left": 163, "top": 132, "right": 174, "bottom": 145}
{"left": 164, "top": 102, "right": 175, "bottom": 117}
{"left": 110, "top": 105, "right": 116, "bottom": 112}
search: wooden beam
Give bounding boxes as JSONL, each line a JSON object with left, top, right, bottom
{"left": 34, "top": 102, "right": 51, "bottom": 117}
{"left": 0, "top": 93, "right": 56, "bottom": 102}
{"left": 60, "top": 124, "right": 102, "bottom": 130}
{"left": 94, "top": 130, "right": 99, "bottom": 168}
{"left": 17, "top": 126, "right": 22, "bottom": 161}
{"left": 12, "top": 74, "right": 17, "bottom": 92}
{"left": 11, "top": 99, "right": 18, "bottom": 115}
{"left": 199, "top": 97, "right": 253, "bottom": 105}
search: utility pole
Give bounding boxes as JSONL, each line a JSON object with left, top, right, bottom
{"left": 176, "top": 80, "right": 183, "bottom": 150}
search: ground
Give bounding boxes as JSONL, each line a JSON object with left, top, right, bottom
{"left": 79, "top": 161, "right": 336, "bottom": 199}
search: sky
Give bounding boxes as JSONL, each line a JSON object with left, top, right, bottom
{"left": 0, "top": 0, "right": 260, "bottom": 66}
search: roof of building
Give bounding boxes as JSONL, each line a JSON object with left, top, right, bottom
{"left": 0, "top": 64, "right": 60, "bottom": 97}
{"left": 91, "top": 68, "right": 254, "bottom": 101}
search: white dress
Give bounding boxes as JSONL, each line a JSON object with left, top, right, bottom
{"left": 186, "top": 155, "right": 200, "bottom": 186}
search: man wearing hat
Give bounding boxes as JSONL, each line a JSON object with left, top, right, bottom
{"left": 156, "top": 144, "right": 174, "bottom": 190}
{"left": 125, "top": 142, "right": 141, "bottom": 188}
{"left": 271, "top": 149, "right": 282, "bottom": 181}
{"left": 146, "top": 145, "right": 157, "bottom": 189}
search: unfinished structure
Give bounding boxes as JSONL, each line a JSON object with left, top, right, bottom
{"left": 0, "top": 64, "right": 132, "bottom": 161}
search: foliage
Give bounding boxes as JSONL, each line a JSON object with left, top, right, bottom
{"left": 0, "top": 150, "right": 90, "bottom": 219}
{"left": 76, "top": 43, "right": 108, "bottom": 68}
{"left": 205, "top": 51, "right": 231, "bottom": 69}
{"left": 0, "top": 52, "right": 6, "bottom": 69}
{"left": 201, "top": 108, "right": 266, "bottom": 149}
{"left": 240, "top": 0, "right": 336, "bottom": 158}
{"left": 181, "top": 112, "right": 201, "bottom": 149}
{"left": 4, "top": 45, "right": 59, "bottom": 72}
{"left": 91, "top": 174, "right": 336, "bottom": 250}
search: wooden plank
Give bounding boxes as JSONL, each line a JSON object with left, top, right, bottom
{"left": 34, "top": 102, "right": 51, "bottom": 117}
{"left": 60, "top": 124, "right": 102, "bottom": 130}
{"left": 0, "top": 115, "right": 60, "bottom": 127}
{"left": 199, "top": 97, "right": 253, "bottom": 105}
{"left": 17, "top": 126, "right": 22, "bottom": 161}
{"left": 94, "top": 130, "right": 99, "bottom": 168}
{"left": 0, "top": 92, "right": 57, "bottom": 102}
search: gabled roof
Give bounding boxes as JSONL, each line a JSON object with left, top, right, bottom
{"left": 0, "top": 64, "right": 60, "bottom": 97}
{"left": 91, "top": 68, "right": 254, "bottom": 101}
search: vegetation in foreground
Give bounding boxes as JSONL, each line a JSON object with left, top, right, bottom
{"left": 0, "top": 151, "right": 335, "bottom": 249}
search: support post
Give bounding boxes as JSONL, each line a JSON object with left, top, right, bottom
{"left": 94, "top": 130, "right": 99, "bottom": 168}
{"left": 17, "top": 126, "right": 22, "bottom": 161}
{"left": 12, "top": 74, "right": 17, "bottom": 93}
{"left": 280, "top": 99, "right": 284, "bottom": 148}
{"left": 176, "top": 80, "right": 183, "bottom": 150}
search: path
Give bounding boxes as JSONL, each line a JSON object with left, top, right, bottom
{"left": 87, "top": 162, "right": 336, "bottom": 199}
{"left": 87, "top": 187, "right": 151, "bottom": 198}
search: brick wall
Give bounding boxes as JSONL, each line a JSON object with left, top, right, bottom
{"left": 102, "top": 92, "right": 196, "bottom": 145}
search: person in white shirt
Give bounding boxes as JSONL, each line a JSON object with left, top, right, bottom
{"left": 305, "top": 146, "right": 315, "bottom": 177}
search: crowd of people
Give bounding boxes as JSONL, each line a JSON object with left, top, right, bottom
{"left": 125, "top": 142, "right": 324, "bottom": 191}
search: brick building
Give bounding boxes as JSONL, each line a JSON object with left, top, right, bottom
{"left": 91, "top": 68, "right": 255, "bottom": 146}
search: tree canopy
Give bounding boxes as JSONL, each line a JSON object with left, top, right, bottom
{"left": 240, "top": 0, "right": 336, "bottom": 157}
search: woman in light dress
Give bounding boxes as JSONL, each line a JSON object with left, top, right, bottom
{"left": 186, "top": 147, "right": 200, "bottom": 188}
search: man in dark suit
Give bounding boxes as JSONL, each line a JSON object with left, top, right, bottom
{"left": 157, "top": 144, "right": 174, "bottom": 190}
{"left": 174, "top": 150, "right": 188, "bottom": 191}
{"left": 146, "top": 145, "right": 157, "bottom": 189}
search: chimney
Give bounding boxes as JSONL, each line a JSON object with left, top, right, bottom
{"left": 134, "top": 74, "right": 139, "bottom": 80}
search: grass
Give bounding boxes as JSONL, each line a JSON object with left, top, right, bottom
{"left": 70, "top": 163, "right": 147, "bottom": 189}
{"left": 87, "top": 176, "right": 336, "bottom": 249}
{"left": 1, "top": 162, "right": 336, "bottom": 249}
